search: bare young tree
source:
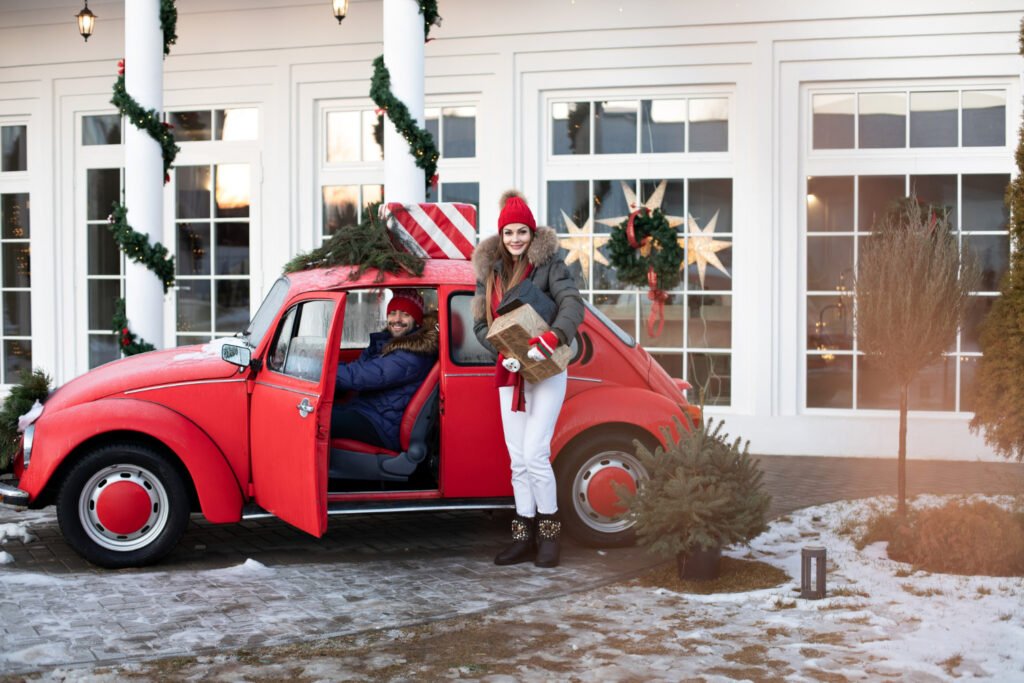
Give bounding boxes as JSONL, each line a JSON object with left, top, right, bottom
{"left": 855, "top": 197, "right": 979, "bottom": 515}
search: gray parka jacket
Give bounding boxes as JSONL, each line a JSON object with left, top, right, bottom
{"left": 471, "top": 226, "right": 585, "bottom": 359}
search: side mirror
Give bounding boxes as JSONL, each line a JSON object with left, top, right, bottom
{"left": 221, "top": 342, "right": 252, "bottom": 369}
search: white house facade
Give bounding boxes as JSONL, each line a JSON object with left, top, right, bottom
{"left": 1, "top": 0, "right": 1021, "bottom": 459}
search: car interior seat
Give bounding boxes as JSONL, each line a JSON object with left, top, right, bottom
{"left": 327, "top": 360, "right": 441, "bottom": 482}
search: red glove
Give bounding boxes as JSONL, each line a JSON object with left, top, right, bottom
{"left": 527, "top": 331, "right": 559, "bottom": 361}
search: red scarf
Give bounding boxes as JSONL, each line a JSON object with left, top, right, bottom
{"left": 491, "top": 266, "right": 533, "bottom": 412}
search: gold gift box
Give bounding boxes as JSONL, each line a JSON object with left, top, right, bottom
{"left": 486, "top": 305, "right": 572, "bottom": 383}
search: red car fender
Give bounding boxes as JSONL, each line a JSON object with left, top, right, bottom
{"left": 21, "top": 398, "right": 243, "bottom": 523}
{"left": 552, "top": 385, "right": 688, "bottom": 458}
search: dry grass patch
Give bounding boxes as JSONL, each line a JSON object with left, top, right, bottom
{"left": 808, "top": 631, "right": 848, "bottom": 646}
{"left": 940, "top": 653, "right": 963, "bottom": 676}
{"left": 633, "top": 556, "right": 789, "bottom": 594}
{"left": 901, "top": 584, "right": 943, "bottom": 598}
{"left": 829, "top": 586, "right": 870, "bottom": 598}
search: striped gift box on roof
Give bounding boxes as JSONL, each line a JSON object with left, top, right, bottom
{"left": 382, "top": 202, "right": 478, "bottom": 260}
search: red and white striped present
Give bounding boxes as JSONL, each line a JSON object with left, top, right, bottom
{"left": 382, "top": 202, "right": 478, "bottom": 260}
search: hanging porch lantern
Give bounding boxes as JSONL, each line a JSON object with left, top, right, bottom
{"left": 332, "top": 0, "right": 349, "bottom": 24}
{"left": 76, "top": 0, "right": 97, "bottom": 42}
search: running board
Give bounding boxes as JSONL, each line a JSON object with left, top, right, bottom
{"left": 241, "top": 497, "right": 514, "bottom": 520}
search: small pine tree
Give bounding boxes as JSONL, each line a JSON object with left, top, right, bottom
{"left": 969, "top": 18, "right": 1024, "bottom": 463}
{"left": 622, "top": 417, "right": 770, "bottom": 558}
{"left": 0, "top": 368, "right": 51, "bottom": 473}
{"left": 855, "top": 197, "right": 979, "bottom": 515}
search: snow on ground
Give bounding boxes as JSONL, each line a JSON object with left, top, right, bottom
{"left": 2, "top": 495, "right": 1022, "bottom": 681}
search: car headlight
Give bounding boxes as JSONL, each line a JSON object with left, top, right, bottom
{"left": 22, "top": 424, "right": 34, "bottom": 468}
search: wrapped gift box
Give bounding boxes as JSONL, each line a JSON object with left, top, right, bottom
{"left": 382, "top": 202, "right": 477, "bottom": 260}
{"left": 487, "top": 304, "right": 572, "bottom": 384}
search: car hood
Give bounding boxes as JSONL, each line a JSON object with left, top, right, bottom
{"left": 45, "top": 341, "right": 244, "bottom": 413}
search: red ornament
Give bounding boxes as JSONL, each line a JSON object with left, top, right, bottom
{"left": 117, "top": 59, "right": 125, "bottom": 76}
{"left": 430, "top": 174, "right": 439, "bottom": 188}
{"left": 164, "top": 173, "right": 171, "bottom": 184}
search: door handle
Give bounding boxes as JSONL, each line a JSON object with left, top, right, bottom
{"left": 297, "top": 398, "right": 314, "bottom": 418}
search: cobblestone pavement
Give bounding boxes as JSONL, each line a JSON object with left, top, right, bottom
{"left": 0, "top": 456, "right": 1021, "bottom": 675}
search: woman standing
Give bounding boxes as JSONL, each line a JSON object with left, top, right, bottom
{"left": 472, "top": 190, "right": 584, "bottom": 568}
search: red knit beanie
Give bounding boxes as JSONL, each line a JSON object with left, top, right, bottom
{"left": 387, "top": 290, "right": 424, "bottom": 325}
{"left": 498, "top": 190, "right": 536, "bottom": 231}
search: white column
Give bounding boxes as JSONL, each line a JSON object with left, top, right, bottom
{"left": 383, "top": 0, "right": 426, "bottom": 204}
{"left": 123, "top": 0, "right": 165, "bottom": 348}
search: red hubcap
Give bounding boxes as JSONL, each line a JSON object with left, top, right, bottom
{"left": 95, "top": 481, "right": 152, "bottom": 535}
{"left": 586, "top": 467, "right": 636, "bottom": 518}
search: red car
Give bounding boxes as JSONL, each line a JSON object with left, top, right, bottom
{"left": 0, "top": 261, "right": 699, "bottom": 568}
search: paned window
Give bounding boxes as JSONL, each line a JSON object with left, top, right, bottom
{"left": 175, "top": 164, "right": 251, "bottom": 346}
{"left": 546, "top": 93, "right": 733, "bottom": 405}
{"left": 0, "top": 192, "right": 31, "bottom": 380}
{"left": 319, "top": 103, "right": 480, "bottom": 242}
{"left": 812, "top": 89, "right": 1006, "bottom": 149}
{"left": 1, "top": 125, "right": 28, "bottom": 172}
{"left": 806, "top": 172, "right": 1009, "bottom": 411}
{"left": 0, "top": 123, "right": 30, "bottom": 381}
{"left": 85, "top": 167, "right": 123, "bottom": 367}
{"left": 167, "top": 108, "right": 258, "bottom": 142}
{"left": 552, "top": 98, "right": 726, "bottom": 156}
{"left": 82, "top": 114, "right": 122, "bottom": 146}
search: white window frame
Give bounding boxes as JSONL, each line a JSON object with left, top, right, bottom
{"left": 801, "top": 77, "right": 1017, "bottom": 416}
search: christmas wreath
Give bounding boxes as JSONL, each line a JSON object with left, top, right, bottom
{"left": 608, "top": 208, "right": 683, "bottom": 337}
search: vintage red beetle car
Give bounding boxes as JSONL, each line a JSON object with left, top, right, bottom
{"left": 0, "top": 260, "right": 699, "bottom": 567}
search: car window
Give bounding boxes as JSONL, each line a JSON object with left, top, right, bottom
{"left": 448, "top": 292, "right": 496, "bottom": 366}
{"left": 245, "top": 277, "right": 291, "bottom": 350}
{"left": 340, "top": 288, "right": 439, "bottom": 348}
{"left": 584, "top": 300, "right": 635, "bottom": 347}
{"left": 267, "top": 300, "right": 336, "bottom": 382}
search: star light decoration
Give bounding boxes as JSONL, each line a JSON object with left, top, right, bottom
{"left": 596, "top": 179, "right": 686, "bottom": 230}
{"left": 595, "top": 178, "right": 732, "bottom": 290}
{"left": 560, "top": 211, "right": 609, "bottom": 285}
{"left": 681, "top": 210, "right": 732, "bottom": 289}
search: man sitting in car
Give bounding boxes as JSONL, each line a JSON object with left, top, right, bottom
{"left": 331, "top": 290, "right": 438, "bottom": 451}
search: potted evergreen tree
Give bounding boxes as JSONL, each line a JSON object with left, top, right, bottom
{"left": 621, "top": 417, "right": 771, "bottom": 580}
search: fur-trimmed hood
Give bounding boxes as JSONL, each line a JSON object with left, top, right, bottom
{"left": 382, "top": 312, "right": 439, "bottom": 355}
{"left": 471, "top": 226, "right": 559, "bottom": 283}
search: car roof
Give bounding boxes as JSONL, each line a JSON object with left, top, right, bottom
{"left": 282, "top": 259, "right": 477, "bottom": 293}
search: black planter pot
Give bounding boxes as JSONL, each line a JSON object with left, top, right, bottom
{"left": 676, "top": 545, "right": 722, "bottom": 581}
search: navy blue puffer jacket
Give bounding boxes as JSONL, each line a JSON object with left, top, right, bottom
{"left": 335, "top": 323, "right": 437, "bottom": 451}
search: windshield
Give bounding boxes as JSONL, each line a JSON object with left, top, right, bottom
{"left": 584, "top": 300, "right": 635, "bottom": 347}
{"left": 244, "top": 277, "right": 291, "bottom": 349}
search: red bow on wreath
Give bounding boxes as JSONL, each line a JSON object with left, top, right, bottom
{"left": 626, "top": 207, "right": 669, "bottom": 338}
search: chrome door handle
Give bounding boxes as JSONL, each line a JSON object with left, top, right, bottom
{"left": 297, "top": 398, "right": 314, "bottom": 418}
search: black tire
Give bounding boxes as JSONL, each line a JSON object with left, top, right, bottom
{"left": 56, "top": 442, "right": 189, "bottom": 568}
{"left": 555, "top": 430, "right": 653, "bottom": 548}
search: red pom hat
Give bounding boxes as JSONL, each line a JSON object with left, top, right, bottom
{"left": 387, "top": 290, "right": 424, "bottom": 325}
{"left": 497, "top": 190, "right": 536, "bottom": 232}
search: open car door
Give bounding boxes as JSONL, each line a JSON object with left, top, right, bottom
{"left": 249, "top": 292, "right": 345, "bottom": 536}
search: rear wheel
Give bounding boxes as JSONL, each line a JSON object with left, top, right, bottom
{"left": 555, "top": 431, "right": 652, "bottom": 547}
{"left": 56, "top": 443, "right": 189, "bottom": 568}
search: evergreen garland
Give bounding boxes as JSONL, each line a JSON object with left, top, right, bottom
{"left": 284, "top": 203, "right": 424, "bottom": 280}
{"left": 112, "top": 298, "right": 156, "bottom": 355}
{"left": 969, "top": 17, "right": 1024, "bottom": 463}
{"left": 607, "top": 208, "right": 684, "bottom": 291}
{"left": 105, "top": 1, "right": 179, "bottom": 355}
{"left": 370, "top": 57, "right": 440, "bottom": 192}
{"left": 368, "top": 1, "right": 442, "bottom": 192}
{"left": 0, "top": 369, "right": 51, "bottom": 473}
{"left": 160, "top": 0, "right": 178, "bottom": 56}
{"left": 110, "top": 67, "right": 180, "bottom": 182}
{"left": 107, "top": 203, "right": 176, "bottom": 293}
{"left": 621, "top": 416, "right": 770, "bottom": 558}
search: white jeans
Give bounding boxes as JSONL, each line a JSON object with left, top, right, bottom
{"left": 498, "top": 370, "right": 567, "bottom": 517}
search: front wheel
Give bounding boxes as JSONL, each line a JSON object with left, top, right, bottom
{"left": 57, "top": 443, "right": 190, "bottom": 568}
{"left": 555, "top": 431, "right": 652, "bottom": 547}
